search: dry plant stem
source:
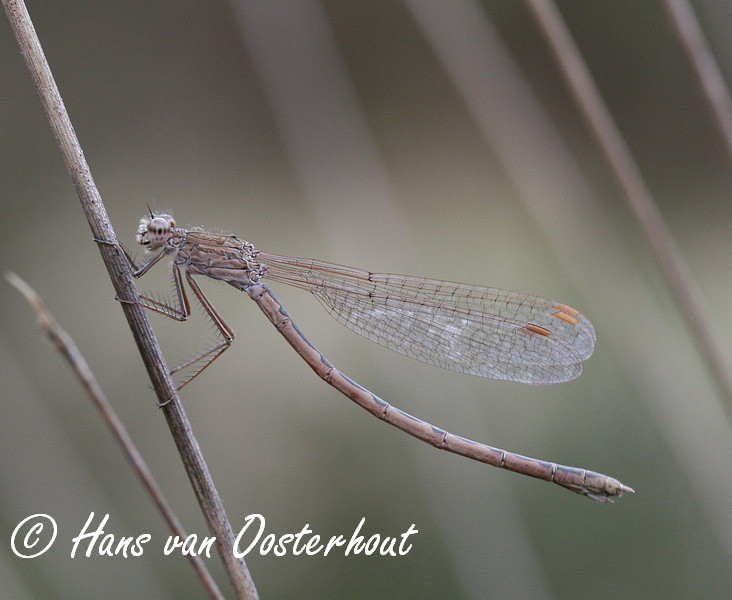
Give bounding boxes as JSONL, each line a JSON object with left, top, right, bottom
{"left": 662, "top": 0, "right": 732, "bottom": 166}
{"left": 6, "top": 274, "right": 225, "bottom": 600}
{"left": 2, "top": 1, "right": 258, "bottom": 598}
{"left": 526, "top": 0, "right": 732, "bottom": 412}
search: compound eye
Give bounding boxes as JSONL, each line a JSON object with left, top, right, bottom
{"left": 144, "top": 216, "right": 173, "bottom": 247}
{"left": 148, "top": 217, "right": 170, "bottom": 235}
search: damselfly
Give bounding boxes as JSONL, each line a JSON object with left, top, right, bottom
{"left": 124, "top": 212, "right": 632, "bottom": 502}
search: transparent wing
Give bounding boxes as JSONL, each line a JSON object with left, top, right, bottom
{"left": 261, "top": 253, "right": 596, "bottom": 384}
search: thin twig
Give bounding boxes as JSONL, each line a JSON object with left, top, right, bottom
{"left": 662, "top": 0, "right": 732, "bottom": 166}
{"left": 6, "top": 273, "right": 225, "bottom": 600}
{"left": 2, "top": 1, "right": 258, "bottom": 597}
{"left": 526, "top": 0, "right": 732, "bottom": 413}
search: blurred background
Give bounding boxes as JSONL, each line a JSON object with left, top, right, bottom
{"left": 2, "top": 1, "right": 732, "bottom": 598}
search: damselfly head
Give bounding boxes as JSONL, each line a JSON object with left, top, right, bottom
{"left": 136, "top": 213, "right": 176, "bottom": 249}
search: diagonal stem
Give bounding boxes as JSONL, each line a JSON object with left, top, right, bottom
{"left": 526, "top": 0, "right": 732, "bottom": 414}
{"left": 2, "top": 0, "right": 258, "bottom": 597}
{"left": 7, "top": 273, "right": 225, "bottom": 600}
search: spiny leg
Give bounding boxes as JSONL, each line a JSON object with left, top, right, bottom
{"left": 168, "top": 272, "right": 235, "bottom": 390}
{"left": 135, "top": 260, "right": 191, "bottom": 321}
{"left": 123, "top": 255, "right": 234, "bottom": 390}
{"left": 103, "top": 236, "right": 234, "bottom": 391}
{"left": 117, "top": 245, "right": 191, "bottom": 321}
